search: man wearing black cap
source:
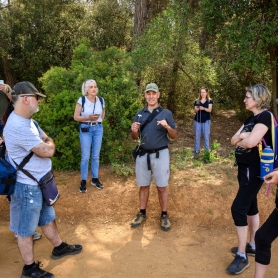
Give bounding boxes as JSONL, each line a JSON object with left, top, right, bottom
{"left": 130, "top": 83, "right": 178, "bottom": 231}
{"left": 4, "top": 81, "right": 82, "bottom": 278}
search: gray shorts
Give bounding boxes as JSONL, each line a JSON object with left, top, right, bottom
{"left": 135, "top": 148, "right": 170, "bottom": 187}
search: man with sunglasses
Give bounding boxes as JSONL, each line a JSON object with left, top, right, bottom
{"left": 4, "top": 81, "right": 82, "bottom": 278}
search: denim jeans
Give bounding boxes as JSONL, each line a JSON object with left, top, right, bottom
{"left": 194, "top": 120, "right": 211, "bottom": 153}
{"left": 79, "top": 123, "right": 103, "bottom": 180}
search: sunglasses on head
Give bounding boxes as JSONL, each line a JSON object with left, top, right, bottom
{"left": 20, "top": 94, "right": 41, "bottom": 100}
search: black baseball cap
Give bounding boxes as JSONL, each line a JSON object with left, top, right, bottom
{"left": 12, "top": 81, "right": 46, "bottom": 98}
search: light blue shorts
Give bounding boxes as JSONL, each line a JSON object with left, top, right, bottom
{"left": 10, "top": 182, "right": 56, "bottom": 237}
{"left": 135, "top": 148, "right": 170, "bottom": 187}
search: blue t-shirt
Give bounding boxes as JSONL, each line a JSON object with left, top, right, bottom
{"left": 194, "top": 99, "right": 214, "bottom": 123}
{"left": 133, "top": 105, "right": 177, "bottom": 150}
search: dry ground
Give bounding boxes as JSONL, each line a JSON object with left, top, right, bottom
{"left": 1, "top": 110, "right": 278, "bottom": 278}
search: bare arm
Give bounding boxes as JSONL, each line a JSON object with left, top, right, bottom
{"left": 231, "top": 125, "right": 244, "bottom": 145}
{"left": 237, "top": 123, "right": 268, "bottom": 149}
{"left": 199, "top": 103, "right": 213, "bottom": 113}
{"left": 73, "top": 103, "right": 100, "bottom": 122}
{"left": 157, "top": 119, "right": 178, "bottom": 140}
{"left": 101, "top": 108, "right": 105, "bottom": 121}
{"left": 131, "top": 122, "right": 140, "bottom": 140}
{"left": 32, "top": 133, "right": 55, "bottom": 158}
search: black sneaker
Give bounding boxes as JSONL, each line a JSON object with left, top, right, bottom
{"left": 79, "top": 180, "right": 87, "bottom": 193}
{"left": 21, "top": 262, "right": 54, "bottom": 278}
{"left": 231, "top": 243, "right": 255, "bottom": 256}
{"left": 51, "top": 243, "right": 82, "bottom": 260}
{"left": 226, "top": 254, "right": 250, "bottom": 275}
{"left": 91, "top": 178, "right": 104, "bottom": 189}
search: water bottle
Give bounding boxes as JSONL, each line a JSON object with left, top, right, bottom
{"left": 260, "top": 146, "right": 274, "bottom": 180}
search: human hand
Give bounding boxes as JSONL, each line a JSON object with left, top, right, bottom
{"left": 264, "top": 171, "right": 278, "bottom": 184}
{"left": 131, "top": 122, "right": 140, "bottom": 133}
{"left": 89, "top": 114, "right": 100, "bottom": 121}
{"left": 0, "top": 84, "right": 8, "bottom": 92}
{"left": 157, "top": 119, "right": 169, "bottom": 129}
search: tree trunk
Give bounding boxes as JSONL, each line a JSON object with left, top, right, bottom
{"left": 1, "top": 57, "right": 17, "bottom": 87}
{"left": 270, "top": 46, "right": 277, "bottom": 118}
{"left": 132, "top": 0, "right": 148, "bottom": 50}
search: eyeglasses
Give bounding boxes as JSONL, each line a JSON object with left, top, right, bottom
{"left": 244, "top": 95, "right": 253, "bottom": 100}
{"left": 20, "top": 94, "right": 41, "bottom": 100}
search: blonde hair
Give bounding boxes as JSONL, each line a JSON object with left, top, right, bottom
{"left": 246, "top": 84, "right": 271, "bottom": 109}
{"left": 198, "top": 86, "right": 210, "bottom": 101}
{"left": 81, "top": 79, "right": 98, "bottom": 96}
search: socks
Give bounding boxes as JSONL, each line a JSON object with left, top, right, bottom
{"left": 140, "top": 209, "right": 146, "bottom": 215}
{"left": 237, "top": 252, "right": 247, "bottom": 259}
{"left": 161, "top": 211, "right": 167, "bottom": 217}
{"left": 24, "top": 262, "right": 35, "bottom": 271}
{"left": 54, "top": 242, "right": 67, "bottom": 251}
{"left": 249, "top": 241, "right": 256, "bottom": 250}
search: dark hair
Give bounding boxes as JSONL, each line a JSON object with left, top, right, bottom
{"left": 2, "top": 101, "right": 14, "bottom": 126}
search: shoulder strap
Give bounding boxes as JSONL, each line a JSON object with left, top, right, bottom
{"left": 81, "top": 96, "right": 85, "bottom": 114}
{"left": 98, "top": 96, "right": 103, "bottom": 109}
{"left": 140, "top": 106, "right": 163, "bottom": 133}
{"left": 260, "top": 111, "right": 277, "bottom": 149}
{"left": 12, "top": 152, "right": 39, "bottom": 184}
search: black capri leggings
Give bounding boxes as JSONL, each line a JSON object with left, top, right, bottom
{"left": 255, "top": 208, "right": 278, "bottom": 265}
{"left": 231, "top": 164, "right": 263, "bottom": 226}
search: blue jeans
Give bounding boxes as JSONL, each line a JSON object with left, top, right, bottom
{"left": 79, "top": 123, "right": 103, "bottom": 180}
{"left": 194, "top": 120, "right": 211, "bottom": 153}
{"left": 10, "top": 182, "right": 56, "bottom": 237}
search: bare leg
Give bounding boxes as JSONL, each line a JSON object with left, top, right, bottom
{"left": 17, "top": 236, "right": 34, "bottom": 265}
{"left": 157, "top": 186, "right": 168, "bottom": 211}
{"left": 236, "top": 226, "right": 248, "bottom": 253}
{"left": 139, "top": 186, "right": 150, "bottom": 209}
{"left": 41, "top": 220, "right": 62, "bottom": 248}
{"left": 248, "top": 214, "right": 260, "bottom": 243}
{"left": 254, "top": 262, "right": 268, "bottom": 278}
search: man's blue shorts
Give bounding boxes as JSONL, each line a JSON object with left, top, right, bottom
{"left": 10, "top": 182, "right": 56, "bottom": 237}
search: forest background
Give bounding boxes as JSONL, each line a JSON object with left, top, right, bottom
{"left": 0, "top": 0, "right": 277, "bottom": 171}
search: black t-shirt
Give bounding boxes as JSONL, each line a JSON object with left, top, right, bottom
{"left": 235, "top": 110, "right": 272, "bottom": 165}
{"left": 194, "top": 99, "right": 214, "bottom": 123}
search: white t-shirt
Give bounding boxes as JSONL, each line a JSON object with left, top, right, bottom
{"left": 77, "top": 96, "right": 105, "bottom": 122}
{"left": 4, "top": 112, "right": 52, "bottom": 185}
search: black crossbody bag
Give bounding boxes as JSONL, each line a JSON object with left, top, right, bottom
{"left": 132, "top": 106, "right": 163, "bottom": 159}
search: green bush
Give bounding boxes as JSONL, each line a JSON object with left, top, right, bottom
{"left": 35, "top": 42, "right": 142, "bottom": 170}
{"left": 202, "top": 140, "right": 220, "bottom": 163}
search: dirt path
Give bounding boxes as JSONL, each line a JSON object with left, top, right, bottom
{"left": 1, "top": 111, "right": 278, "bottom": 278}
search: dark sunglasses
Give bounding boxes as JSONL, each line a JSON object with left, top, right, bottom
{"left": 20, "top": 94, "right": 41, "bottom": 100}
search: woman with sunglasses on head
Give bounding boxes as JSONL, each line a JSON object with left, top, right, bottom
{"left": 226, "top": 84, "right": 272, "bottom": 275}
{"left": 74, "top": 79, "right": 105, "bottom": 193}
{"left": 193, "top": 87, "right": 213, "bottom": 156}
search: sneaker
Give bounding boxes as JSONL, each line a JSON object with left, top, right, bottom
{"left": 33, "top": 231, "right": 42, "bottom": 241}
{"left": 226, "top": 254, "right": 250, "bottom": 275}
{"left": 21, "top": 261, "right": 54, "bottom": 278}
{"left": 231, "top": 243, "right": 256, "bottom": 256}
{"left": 131, "top": 212, "right": 147, "bottom": 228}
{"left": 79, "top": 180, "right": 87, "bottom": 193}
{"left": 51, "top": 243, "right": 82, "bottom": 260}
{"left": 91, "top": 178, "right": 104, "bottom": 190}
{"left": 160, "top": 215, "right": 171, "bottom": 231}
{"left": 192, "top": 151, "right": 199, "bottom": 156}
{"left": 15, "top": 232, "right": 42, "bottom": 243}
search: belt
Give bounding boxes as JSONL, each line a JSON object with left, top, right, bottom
{"left": 139, "top": 146, "right": 168, "bottom": 171}
{"left": 79, "top": 122, "right": 102, "bottom": 126}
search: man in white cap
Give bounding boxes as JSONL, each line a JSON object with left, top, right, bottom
{"left": 4, "top": 81, "right": 82, "bottom": 278}
{"left": 130, "top": 83, "right": 178, "bottom": 231}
